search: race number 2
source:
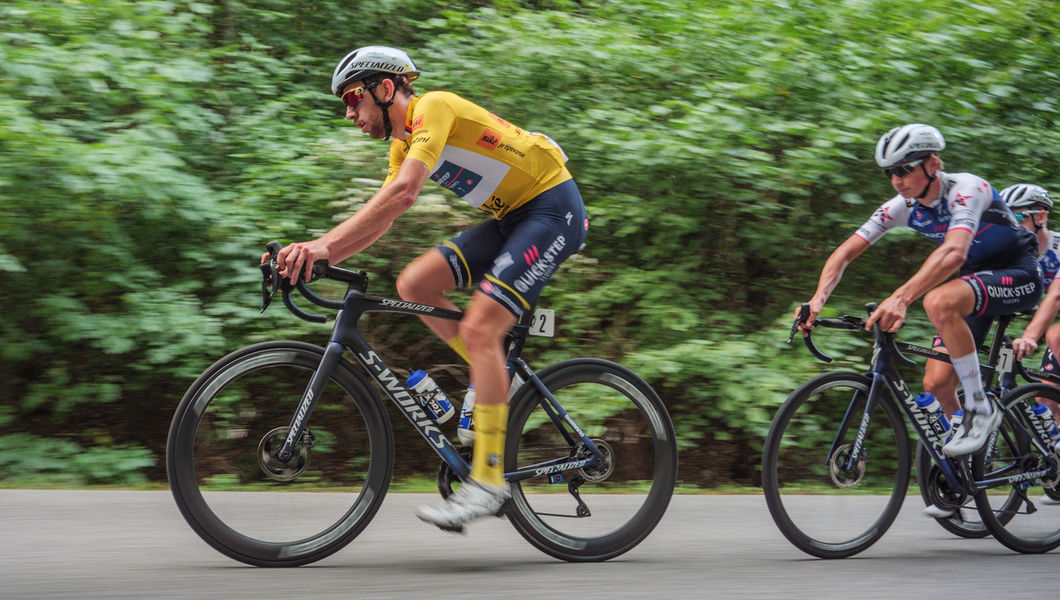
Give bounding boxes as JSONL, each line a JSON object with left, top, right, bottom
{"left": 530, "top": 308, "right": 555, "bottom": 337}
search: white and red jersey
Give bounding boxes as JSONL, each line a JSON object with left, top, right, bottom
{"left": 855, "top": 171, "right": 1037, "bottom": 271}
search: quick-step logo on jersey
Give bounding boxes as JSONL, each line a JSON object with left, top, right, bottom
{"left": 430, "top": 161, "right": 483, "bottom": 197}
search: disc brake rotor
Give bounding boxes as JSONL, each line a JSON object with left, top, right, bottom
{"left": 257, "top": 426, "right": 311, "bottom": 482}
{"left": 829, "top": 443, "right": 866, "bottom": 488}
{"left": 577, "top": 438, "right": 615, "bottom": 483}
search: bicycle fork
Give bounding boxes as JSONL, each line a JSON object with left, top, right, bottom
{"left": 277, "top": 341, "right": 345, "bottom": 462}
{"left": 827, "top": 373, "right": 885, "bottom": 479}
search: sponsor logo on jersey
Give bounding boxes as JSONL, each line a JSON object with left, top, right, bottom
{"left": 873, "top": 205, "right": 894, "bottom": 223}
{"left": 430, "top": 160, "right": 482, "bottom": 197}
{"left": 489, "top": 113, "right": 514, "bottom": 129}
{"left": 524, "top": 244, "right": 540, "bottom": 265}
{"left": 491, "top": 252, "right": 514, "bottom": 277}
{"left": 514, "top": 236, "right": 567, "bottom": 294}
{"left": 498, "top": 143, "right": 526, "bottom": 158}
{"left": 986, "top": 281, "right": 1038, "bottom": 299}
{"left": 412, "top": 115, "right": 424, "bottom": 131}
{"left": 448, "top": 254, "right": 464, "bottom": 287}
{"left": 477, "top": 128, "right": 501, "bottom": 151}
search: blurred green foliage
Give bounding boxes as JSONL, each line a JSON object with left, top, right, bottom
{"left": 1, "top": 0, "right": 1059, "bottom": 486}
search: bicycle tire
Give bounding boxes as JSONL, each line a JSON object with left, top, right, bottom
{"left": 166, "top": 341, "right": 394, "bottom": 567}
{"left": 762, "top": 371, "right": 911, "bottom": 559}
{"left": 504, "top": 358, "right": 677, "bottom": 562}
{"left": 973, "top": 382, "right": 1060, "bottom": 553}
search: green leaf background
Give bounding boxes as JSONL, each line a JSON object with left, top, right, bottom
{"left": 1, "top": 0, "right": 1058, "bottom": 486}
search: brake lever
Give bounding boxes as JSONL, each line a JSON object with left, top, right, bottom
{"left": 259, "top": 241, "right": 289, "bottom": 313}
{"left": 259, "top": 259, "right": 282, "bottom": 313}
{"left": 788, "top": 303, "right": 811, "bottom": 344}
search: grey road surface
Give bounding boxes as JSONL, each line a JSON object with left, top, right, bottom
{"left": 0, "top": 490, "right": 1053, "bottom": 600}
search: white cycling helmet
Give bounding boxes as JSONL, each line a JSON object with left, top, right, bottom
{"left": 1001, "top": 183, "right": 1053, "bottom": 211}
{"left": 331, "top": 46, "right": 419, "bottom": 97}
{"left": 874, "top": 124, "right": 946, "bottom": 168}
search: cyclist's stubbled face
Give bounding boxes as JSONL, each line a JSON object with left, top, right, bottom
{"left": 343, "top": 80, "right": 389, "bottom": 140}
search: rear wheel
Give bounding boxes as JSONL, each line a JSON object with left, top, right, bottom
{"left": 974, "top": 383, "right": 1060, "bottom": 553}
{"left": 504, "top": 359, "right": 678, "bottom": 562}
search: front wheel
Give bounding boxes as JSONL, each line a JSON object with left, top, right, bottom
{"left": 762, "top": 371, "right": 911, "bottom": 559}
{"left": 166, "top": 341, "right": 394, "bottom": 567}
{"left": 504, "top": 359, "right": 678, "bottom": 562}
{"left": 973, "top": 383, "right": 1060, "bottom": 553}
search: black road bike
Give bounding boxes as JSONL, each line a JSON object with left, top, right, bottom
{"left": 761, "top": 303, "right": 1060, "bottom": 558}
{"left": 166, "top": 242, "right": 678, "bottom": 566}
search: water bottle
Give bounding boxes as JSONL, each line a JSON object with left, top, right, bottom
{"left": 456, "top": 374, "right": 523, "bottom": 446}
{"left": 1030, "top": 402, "right": 1060, "bottom": 450}
{"left": 508, "top": 373, "right": 525, "bottom": 400}
{"left": 457, "top": 385, "right": 475, "bottom": 446}
{"left": 915, "top": 392, "right": 950, "bottom": 437}
{"left": 406, "top": 370, "right": 455, "bottom": 424}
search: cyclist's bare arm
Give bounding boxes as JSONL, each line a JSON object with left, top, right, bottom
{"left": 269, "top": 158, "right": 431, "bottom": 281}
{"left": 1014, "top": 277, "right": 1060, "bottom": 360}
{"left": 866, "top": 228, "right": 971, "bottom": 332}
{"left": 800, "top": 234, "right": 871, "bottom": 331}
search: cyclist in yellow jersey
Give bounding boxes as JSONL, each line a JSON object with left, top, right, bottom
{"left": 269, "top": 46, "right": 588, "bottom": 531}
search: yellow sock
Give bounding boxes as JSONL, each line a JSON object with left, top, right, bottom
{"left": 446, "top": 335, "right": 472, "bottom": 365}
{"left": 470, "top": 402, "right": 508, "bottom": 488}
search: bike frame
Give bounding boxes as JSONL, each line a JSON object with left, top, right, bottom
{"left": 273, "top": 286, "right": 606, "bottom": 484}
{"left": 830, "top": 316, "right": 1056, "bottom": 496}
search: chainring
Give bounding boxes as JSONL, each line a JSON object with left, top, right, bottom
{"left": 923, "top": 462, "right": 967, "bottom": 512}
{"left": 437, "top": 447, "right": 474, "bottom": 499}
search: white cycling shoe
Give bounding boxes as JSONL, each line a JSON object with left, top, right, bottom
{"left": 416, "top": 479, "right": 510, "bottom": 532}
{"left": 922, "top": 503, "right": 956, "bottom": 518}
{"left": 943, "top": 408, "right": 1002, "bottom": 457}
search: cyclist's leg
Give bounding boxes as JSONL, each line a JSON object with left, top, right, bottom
{"left": 461, "top": 292, "right": 517, "bottom": 488}
{"left": 417, "top": 179, "right": 587, "bottom": 529}
{"left": 460, "top": 179, "right": 587, "bottom": 489}
{"left": 924, "top": 279, "right": 983, "bottom": 408}
{"left": 396, "top": 250, "right": 459, "bottom": 337}
{"left": 939, "top": 262, "right": 1043, "bottom": 454}
{"left": 396, "top": 219, "right": 506, "bottom": 362}
{"left": 923, "top": 346, "right": 960, "bottom": 415}
{"left": 925, "top": 316, "right": 995, "bottom": 416}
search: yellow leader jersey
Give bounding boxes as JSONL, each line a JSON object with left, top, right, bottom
{"left": 384, "top": 91, "right": 571, "bottom": 218}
